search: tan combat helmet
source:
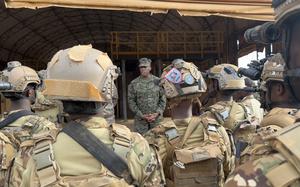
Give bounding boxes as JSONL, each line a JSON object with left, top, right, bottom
{"left": 260, "top": 53, "right": 286, "bottom": 91}
{"left": 160, "top": 59, "right": 207, "bottom": 100}
{"left": 207, "top": 64, "right": 246, "bottom": 90}
{"left": 43, "top": 44, "right": 119, "bottom": 102}
{"left": 0, "top": 61, "right": 40, "bottom": 93}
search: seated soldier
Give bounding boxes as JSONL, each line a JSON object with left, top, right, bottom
{"left": 7, "top": 45, "right": 165, "bottom": 187}
{"left": 0, "top": 61, "right": 56, "bottom": 186}
{"left": 144, "top": 60, "right": 233, "bottom": 187}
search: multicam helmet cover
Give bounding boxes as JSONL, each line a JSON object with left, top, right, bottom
{"left": 160, "top": 59, "right": 207, "bottom": 99}
{"left": 207, "top": 64, "right": 246, "bottom": 90}
{"left": 261, "top": 53, "right": 286, "bottom": 82}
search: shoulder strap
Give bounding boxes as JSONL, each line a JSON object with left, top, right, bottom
{"left": 0, "top": 110, "right": 36, "bottom": 129}
{"left": 62, "top": 121, "right": 135, "bottom": 185}
{"left": 179, "top": 117, "right": 202, "bottom": 148}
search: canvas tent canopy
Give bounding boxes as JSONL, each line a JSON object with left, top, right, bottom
{"left": 5, "top": 0, "right": 274, "bottom": 21}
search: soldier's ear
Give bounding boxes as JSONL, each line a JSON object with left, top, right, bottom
{"left": 27, "top": 88, "right": 36, "bottom": 98}
{"left": 275, "top": 82, "right": 285, "bottom": 96}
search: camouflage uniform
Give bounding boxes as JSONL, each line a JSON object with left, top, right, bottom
{"left": 7, "top": 45, "right": 165, "bottom": 187}
{"left": 128, "top": 74, "right": 166, "bottom": 134}
{"left": 225, "top": 123, "right": 300, "bottom": 187}
{"left": 8, "top": 117, "right": 164, "bottom": 187}
{"left": 144, "top": 61, "right": 237, "bottom": 187}
{"left": 31, "top": 90, "right": 64, "bottom": 124}
{"left": 225, "top": 0, "right": 300, "bottom": 185}
{"left": 0, "top": 62, "right": 56, "bottom": 186}
{"left": 102, "top": 84, "right": 118, "bottom": 125}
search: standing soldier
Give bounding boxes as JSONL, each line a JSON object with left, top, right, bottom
{"left": 225, "top": 0, "right": 300, "bottom": 186}
{"left": 236, "top": 53, "right": 300, "bottom": 165}
{"left": 0, "top": 61, "right": 56, "bottom": 186}
{"left": 128, "top": 57, "right": 166, "bottom": 134}
{"left": 144, "top": 60, "right": 234, "bottom": 187}
{"left": 7, "top": 45, "right": 164, "bottom": 187}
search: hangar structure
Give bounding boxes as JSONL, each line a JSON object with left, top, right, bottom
{"left": 0, "top": 0, "right": 273, "bottom": 118}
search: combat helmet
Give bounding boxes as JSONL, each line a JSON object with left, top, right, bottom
{"left": 160, "top": 59, "right": 207, "bottom": 100}
{"left": 43, "top": 44, "right": 119, "bottom": 102}
{"left": 207, "top": 64, "right": 246, "bottom": 90}
{"left": 273, "top": 0, "right": 300, "bottom": 25}
{"left": 260, "top": 53, "right": 286, "bottom": 91}
{"left": 0, "top": 61, "right": 40, "bottom": 96}
{"left": 261, "top": 53, "right": 286, "bottom": 82}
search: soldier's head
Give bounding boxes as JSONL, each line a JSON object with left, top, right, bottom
{"left": 233, "top": 78, "right": 255, "bottom": 101}
{"left": 160, "top": 59, "right": 207, "bottom": 112}
{"left": 259, "top": 53, "right": 297, "bottom": 109}
{"left": 207, "top": 64, "right": 246, "bottom": 101}
{"left": 0, "top": 61, "right": 40, "bottom": 104}
{"left": 139, "top": 58, "right": 152, "bottom": 77}
{"left": 43, "top": 44, "right": 119, "bottom": 116}
{"left": 264, "top": 0, "right": 300, "bottom": 103}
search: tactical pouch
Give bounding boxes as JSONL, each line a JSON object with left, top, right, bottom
{"left": 0, "top": 131, "right": 15, "bottom": 170}
{"left": 171, "top": 144, "right": 222, "bottom": 187}
{"left": 272, "top": 123, "right": 300, "bottom": 173}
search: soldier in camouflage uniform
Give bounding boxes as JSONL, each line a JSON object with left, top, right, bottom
{"left": 205, "top": 64, "right": 263, "bottom": 154}
{"left": 225, "top": 0, "right": 300, "bottom": 186}
{"left": 128, "top": 58, "right": 166, "bottom": 134}
{"left": 144, "top": 60, "right": 236, "bottom": 187}
{"left": 0, "top": 61, "right": 56, "bottom": 186}
{"left": 7, "top": 45, "right": 165, "bottom": 187}
{"left": 236, "top": 53, "right": 300, "bottom": 165}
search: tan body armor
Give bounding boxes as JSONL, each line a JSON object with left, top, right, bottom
{"left": 7, "top": 117, "right": 164, "bottom": 187}
{"left": 145, "top": 113, "right": 233, "bottom": 187}
{"left": 225, "top": 122, "right": 300, "bottom": 187}
{"left": 0, "top": 110, "right": 56, "bottom": 187}
{"left": 239, "top": 107, "right": 300, "bottom": 165}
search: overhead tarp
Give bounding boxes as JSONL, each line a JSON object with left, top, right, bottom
{"left": 5, "top": 0, "right": 274, "bottom": 21}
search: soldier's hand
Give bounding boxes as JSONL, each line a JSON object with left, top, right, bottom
{"left": 148, "top": 113, "right": 159, "bottom": 122}
{"left": 143, "top": 114, "right": 151, "bottom": 122}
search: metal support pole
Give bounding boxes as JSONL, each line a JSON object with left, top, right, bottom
{"left": 265, "top": 44, "right": 271, "bottom": 57}
{"left": 121, "top": 59, "right": 128, "bottom": 121}
{"left": 157, "top": 59, "right": 162, "bottom": 76}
